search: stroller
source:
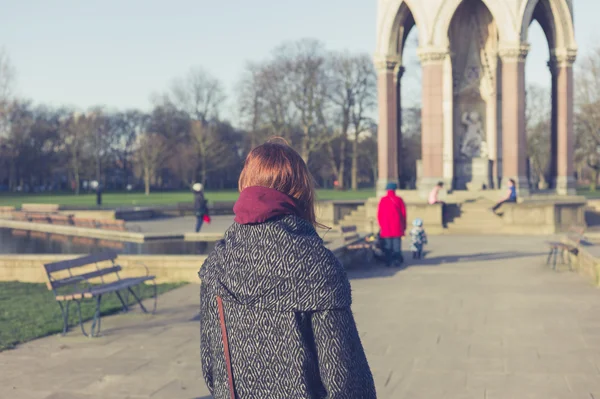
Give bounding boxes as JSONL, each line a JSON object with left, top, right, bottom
{"left": 365, "top": 232, "right": 386, "bottom": 263}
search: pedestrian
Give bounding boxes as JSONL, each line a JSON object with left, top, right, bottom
{"left": 428, "top": 181, "right": 447, "bottom": 227}
{"left": 198, "top": 139, "right": 376, "bottom": 399}
{"left": 428, "top": 181, "right": 445, "bottom": 205}
{"left": 410, "top": 218, "right": 428, "bottom": 259}
{"left": 377, "top": 182, "right": 407, "bottom": 267}
{"left": 491, "top": 178, "right": 517, "bottom": 213}
{"left": 193, "top": 183, "right": 208, "bottom": 233}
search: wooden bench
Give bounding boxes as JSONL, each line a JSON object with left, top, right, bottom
{"left": 43, "top": 251, "right": 157, "bottom": 337}
{"left": 340, "top": 225, "right": 373, "bottom": 265}
{"left": 22, "top": 203, "right": 60, "bottom": 213}
{"left": 546, "top": 226, "right": 586, "bottom": 271}
{"left": 12, "top": 211, "right": 30, "bottom": 222}
{"left": 28, "top": 213, "right": 51, "bottom": 224}
{"left": 49, "top": 214, "right": 73, "bottom": 225}
{"left": 210, "top": 201, "right": 234, "bottom": 215}
{"left": 0, "top": 206, "right": 15, "bottom": 217}
{"left": 73, "top": 218, "right": 98, "bottom": 229}
{"left": 176, "top": 202, "right": 194, "bottom": 216}
{"left": 97, "top": 219, "right": 127, "bottom": 231}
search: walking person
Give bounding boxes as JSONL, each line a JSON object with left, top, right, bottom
{"left": 199, "top": 140, "right": 376, "bottom": 399}
{"left": 491, "top": 178, "right": 517, "bottom": 213}
{"left": 377, "top": 182, "right": 407, "bottom": 267}
{"left": 193, "top": 183, "right": 208, "bottom": 233}
{"left": 409, "top": 218, "right": 428, "bottom": 260}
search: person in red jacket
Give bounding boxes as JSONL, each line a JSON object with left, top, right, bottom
{"left": 377, "top": 182, "right": 407, "bottom": 267}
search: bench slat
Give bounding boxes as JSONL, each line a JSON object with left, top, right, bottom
{"left": 44, "top": 251, "right": 118, "bottom": 273}
{"left": 50, "top": 266, "right": 123, "bottom": 289}
{"left": 55, "top": 276, "right": 155, "bottom": 301}
{"left": 344, "top": 234, "right": 360, "bottom": 243}
{"left": 341, "top": 225, "right": 358, "bottom": 234}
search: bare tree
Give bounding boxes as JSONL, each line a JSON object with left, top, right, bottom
{"left": 237, "top": 62, "right": 268, "bottom": 148}
{"left": 135, "top": 132, "right": 167, "bottom": 195}
{"left": 170, "top": 67, "right": 225, "bottom": 122}
{"left": 323, "top": 52, "right": 377, "bottom": 190}
{"left": 525, "top": 84, "right": 551, "bottom": 189}
{"left": 276, "top": 39, "right": 329, "bottom": 162}
{"left": 190, "top": 120, "right": 234, "bottom": 185}
{"left": 255, "top": 59, "right": 296, "bottom": 141}
{"left": 59, "top": 112, "right": 95, "bottom": 195}
{"left": 575, "top": 48, "right": 600, "bottom": 191}
{"left": 0, "top": 49, "right": 16, "bottom": 139}
{"left": 108, "top": 110, "right": 147, "bottom": 187}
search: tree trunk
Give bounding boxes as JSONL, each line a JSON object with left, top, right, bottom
{"left": 201, "top": 155, "right": 207, "bottom": 185}
{"left": 351, "top": 134, "right": 359, "bottom": 191}
{"left": 144, "top": 167, "right": 150, "bottom": 195}
{"left": 591, "top": 169, "right": 598, "bottom": 192}
{"left": 301, "top": 126, "right": 310, "bottom": 163}
{"left": 73, "top": 162, "right": 80, "bottom": 195}
{"left": 338, "top": 137, "right": 346, "bottom": 190}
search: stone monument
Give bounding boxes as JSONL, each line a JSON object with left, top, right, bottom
{"left": 374, "top": 0, "right": 578, "bottom": 197}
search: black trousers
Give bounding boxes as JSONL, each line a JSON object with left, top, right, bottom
{"left": 492, "top": 198, "right": 516, "bottom": 212}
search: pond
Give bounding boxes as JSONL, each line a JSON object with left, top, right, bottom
{"left": 0, "top": 228, "right": 216, "bottom": 255}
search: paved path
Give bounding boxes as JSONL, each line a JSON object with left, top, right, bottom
{"left": 2, "top": 236, "right": 600, "bottom": 398}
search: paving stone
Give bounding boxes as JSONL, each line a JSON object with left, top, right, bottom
{"left": 3, "top": 235, "right": 600, "bottom": 398}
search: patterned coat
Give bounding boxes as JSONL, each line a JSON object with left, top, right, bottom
{"left": 199, "top": 215, "right": 376, "bottom": 399}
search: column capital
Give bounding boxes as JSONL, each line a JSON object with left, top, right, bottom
{"left": 551, "top": 48, "right": 578, "bottom": 67}
{"left": 417, "top": 47, "right": 448, "bottom": 65}
{"left": 499, "top": 44, "right": 530, "bottom": 62}
{"left": 373, "top": 54, "right": 400, "bottom": 72}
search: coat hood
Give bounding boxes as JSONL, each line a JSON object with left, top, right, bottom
{"left": 233, "top": 186, "right": 301, "bottom": 225}
{"left": 199, "top": 215, "right": 351, "bottom": 312}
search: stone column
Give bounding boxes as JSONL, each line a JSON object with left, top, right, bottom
{"left": 553, "top": 48, "right": 577, "bottom": 195}
{"left": 548, "top": 58, "right": 558, "bottom": 189}
{"left": 375, "top": 56, "right": 399, "bottom": 196}
{"left": 396, "top": 66, "right": 406, "bottom": 187}
{"left": 418, "top": 48, "right": 447, "bottom": 194}
{"left": 442, "top": 55, "right": 454, "bottom": 190}
{"left": 499, "top": 45, "right": 529, "bottom": 196}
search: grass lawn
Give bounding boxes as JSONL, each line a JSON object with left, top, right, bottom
{"left": 577, "top": 187, "right": 600, "bottom": 199}
{"left": 0, "top": 189, "right": 376, "bottom": 208}
{"left": 0, "top": 281, "right": 184, "bottom": 351}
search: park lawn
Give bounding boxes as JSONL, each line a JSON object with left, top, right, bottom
{"left": 577, "top": 187, "right": 600, "bottom": 199}
{"left": 0, "top": 281, "right": 184, "bottom": 351}
{"left": 0, "top": 189, "right": 376, "bottom": 208}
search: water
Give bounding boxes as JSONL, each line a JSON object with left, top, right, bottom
{"left": 0, "top": 228, "right": 215, "bottom": 255}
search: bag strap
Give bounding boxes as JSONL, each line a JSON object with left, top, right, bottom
{"left": 216, "top": 296, "right": 236, "bottom": 399}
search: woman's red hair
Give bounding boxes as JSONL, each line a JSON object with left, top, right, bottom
{"left": 239, "top": 138, "right": 319, "bottom": 227}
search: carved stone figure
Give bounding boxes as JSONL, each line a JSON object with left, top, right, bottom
{"left": 460, "top": 111, "right": 484, "bottom": 158}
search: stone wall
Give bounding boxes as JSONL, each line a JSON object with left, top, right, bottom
{"left": 364, "top": 198, "right": 445, "bottom": 234}
{"left": 0, "top": 254, "right": 206, "bottom": 284}
{"left": 501, "top": 199, "right": 586, "bottom": 235}
{"left": 316, "top": 201, "right": 364, "bottom": 227}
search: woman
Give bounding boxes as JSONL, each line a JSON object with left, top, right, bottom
{"left": 193, "top": 183, "right": 208, "bottom": 233}
{"left": 199, "top": 140, "right": 376, "bottom": 399}
{"left": 377, "top": 182, "right": 407, "bottom": 267}
{"left": 491, "top": 178, "right": 517, "bottom": 213}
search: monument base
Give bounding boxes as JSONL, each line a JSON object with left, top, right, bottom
{"left": 455, "top": 157, "right": 492, "bottom": 191}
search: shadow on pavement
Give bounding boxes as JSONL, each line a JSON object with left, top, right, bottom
{"left": 413, "top": 251, "right": 546, "bottom": 266}
{"left": 348, "top": 250, "right": 545, "bottom": 280}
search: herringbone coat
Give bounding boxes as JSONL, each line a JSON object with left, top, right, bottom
{"left": 199, "top": 215, "right": 376, "bottom": 399}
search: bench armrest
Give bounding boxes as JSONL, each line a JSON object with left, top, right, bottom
{"left": 130, "top": 261, "right": 151, "bottom": 277}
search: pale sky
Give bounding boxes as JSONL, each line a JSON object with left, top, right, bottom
{"left": 0, "top": 0, "right": 597, "bottom": 122}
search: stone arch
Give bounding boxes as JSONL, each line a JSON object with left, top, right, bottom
{"left": 376, "top": 0, "right": 428, "bottom": 58}
{"left": 520, "top": 0, "right": 576, "bottom": 50}
{"left": 431, "top": 0, "right": 516, "bottom": 48}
